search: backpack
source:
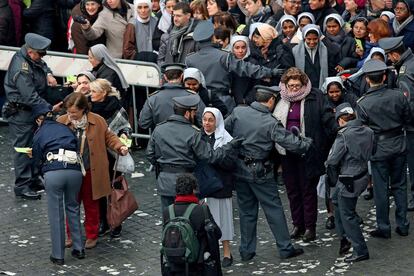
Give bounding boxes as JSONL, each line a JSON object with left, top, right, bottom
{"left": 161, "top": 203, "right": 200, "bottom": 275}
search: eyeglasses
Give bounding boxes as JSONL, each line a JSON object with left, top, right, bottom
{"left": 286, "top": 0, "right": 301, "bottom": 6}
{"left": 394, "top": 7, "right": 408, "bottom": 12}
{"left": 287, "top": 83, "right": 302, "bottom": 89}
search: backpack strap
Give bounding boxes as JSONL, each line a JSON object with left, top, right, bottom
{"left": 182, "top": 203, "right": 197, "bottom": 220}
{"left": 201, "top": 204, "right": 210, "bottom": 223}
{"left": 168, "top": 204, "right": 176, "bottom": 220}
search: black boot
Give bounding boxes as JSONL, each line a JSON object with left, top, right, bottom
{"left": 339, "top": 238, "right": 351, "bottom": 255}
{"left": 325, "top": 216, "right": 335, "bottom": 230}
{"left": 98, "top": 221, "right": 110, "bottom": 237}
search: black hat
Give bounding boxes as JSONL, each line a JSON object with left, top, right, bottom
{"left": 24, "top": 33, "right": 51, "bottom": 52}
{"left": 361, "top": 59, "right": 387, "bottom": 74}
{"left": 173, "top": 94, "right": 200, "bottom": 110}
{"left": 161, "top": 63, "right": 187, "bottom": 73}
{"left": 193, "top": 20, "right": 214, "bottom": 42}
{"left": 335, "top": 102, "right": 354, "bottom": 121}
{"left": 32, "top": 104, "right": 52, "bottom": 121}
{"left": 254, "top": 85, "right": 280, "bottom": 97}
{"left": 378, "top": 36, "right": 404, "bottom": 54}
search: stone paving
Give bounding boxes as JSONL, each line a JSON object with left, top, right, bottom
{"left": 0, "top": 125, "right": 413, "bottom": 276}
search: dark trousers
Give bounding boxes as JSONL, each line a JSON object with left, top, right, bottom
{"left": 406, "top": 133, "right": 414, "bottom": 200}
{"left": 235, "top": 177, "right": 295, "bottom": 258}
{"left": 371, "top": 155, "right": 409, "bottom": 234}
{"left": 282, "top": 153, "right": 318, "bottom": 230}
{"left": 333, "top": 189, "right": 368, "bottom": 256}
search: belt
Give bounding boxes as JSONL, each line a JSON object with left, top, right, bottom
{"left": 376, "top": 128, "right": 404, "bottom": 141}
{"left": 238, "top": 154, "right": 269, "bottom": 165}
{"left": 353, "top": 169, "right": 368, "bottom": 181}
{"left": 159, "top": 164, "right": 193, "bottom": 173}
{"left": 46, "top": 149, "right": 79, "bottom": 165}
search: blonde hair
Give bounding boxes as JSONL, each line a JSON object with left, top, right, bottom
{"left": 89, "top": 78, "right": 121, "bottom": 99}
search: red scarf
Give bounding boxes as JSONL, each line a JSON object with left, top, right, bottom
{"left": 175, "top": 194, "right": 199, "bottom": 204}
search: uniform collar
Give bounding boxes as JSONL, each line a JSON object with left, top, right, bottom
{"left": 167, "top": 114, "right": 191, "bottom": 124}
{"left": 250, "top": 101, "right": 271, "bottom": 113}
{"left": 160, "top": 83, "right": 184, "bottom": 90}
{"left": 366, "top": 84, "right": 386, "bottom": 95}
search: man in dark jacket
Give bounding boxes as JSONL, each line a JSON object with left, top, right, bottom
{"left": 379, "top": 36, "right": 414, "bottom": 211}
{"left": 305, "top": 0, "right": 338, "bottom": 28}
{"left": 3, "top": 33, "right": 60, "bottom": 200}
{"left": 241, "top": 0, "right": 276, "bottom": 36}
{"left": 162, "top": 174, "right": 222, "bottom": 276}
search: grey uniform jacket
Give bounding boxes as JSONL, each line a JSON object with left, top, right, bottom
{"left": 394, "top": 48, "right": 414, "bottom": 131}
{"left": 138, "top": 83, "right": 205, "bottom": 129}
{"left": 356, "top": 84, "right": 412, "bottom": 161}
{"left": 326, "top": 119, "right": 374, "bottom": 198}
{"left": 147, "top": 114, "right": 235, "bottom": 196}
{"left": 225, "top": 102, "right": 311, "bottom": 181}
{"left": 4, "top": 47, "right": 51, "bottom": 121}
{"left": 185, "top": 43, "right": 273, "bottom": 95}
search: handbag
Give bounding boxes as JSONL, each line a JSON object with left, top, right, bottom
{"left": 194, "top": 160, "right": 224, "bottom": 198}
{"left": 107, "top": 155, "right": 139, "bottom": 229}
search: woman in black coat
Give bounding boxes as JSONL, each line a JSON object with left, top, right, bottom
{"left": 322, "top": 76, "right": 358, "bottom": 110}
{"left": 273, "top": 67, "right": 337, "bottom": 242}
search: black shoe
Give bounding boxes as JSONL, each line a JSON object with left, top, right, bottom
{"left": 325, "top": 216, "right": 335, "bottom": 230}
{"left": 110, "top": 225, "right": 122, "bottom": 238}
{"left": 50, "top": 256, "right": 64, "bottom": 265}
{"left": 282, "top": 248, "right": 304, "bottom": 259}
{"left": 98, "top": 222, "right": 110, "bottom": 237}
{"left": 302, "top": 229, "right": 316, "bottom": 242}
{"left": 222, "top": 255, "right": 233, "bottom": 267}
{"left": 395, "top": 227, "right": 409, "bottom": 237}
{"left": 290, "top": 226, "right": 305, "bottom": 239}
{"left": 71, "top": 249, "right": 85, "bottom": 259}
{"left": 30, "top": 182, "right": 45, "bottom": 192}
{"left": 339, "top": 238, "right": 351, "bottom": 255}
{"left": 241, "top": 252, "right": 256, "bottom": 262}
{"left": 364, "top": 188, "right": 373, "bottom": 200}
{"left": 344, "top": 253, "right": 369, "bottom": 263}
{"left": 16, "top": 190, "right": 41, "bottom": 200}
{"left": 369, "top": 229, "right": 391, "bottom": 239}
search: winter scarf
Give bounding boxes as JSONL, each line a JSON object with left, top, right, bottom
{"left": 392, "top": 15, "right": 414, "bottom": 35}
{"left": 279, "top": 80, "right": 312, "bottom": 102}
{"left": 175, "top": 194, "right": 199, "bottom": 204}
{"left": 169, "top": 19, "right": 195, "bottom": 58}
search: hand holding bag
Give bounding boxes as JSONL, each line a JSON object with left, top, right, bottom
{"left": 107, "top": 155, "right": 139, "bottom": 229}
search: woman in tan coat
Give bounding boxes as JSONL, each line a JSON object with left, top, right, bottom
{"left": 58, "top": 93, "right": 128, "bottom": 249}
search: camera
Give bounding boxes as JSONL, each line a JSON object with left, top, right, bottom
{"left": 73, "top": 15, "right": 87, "bottom": 24}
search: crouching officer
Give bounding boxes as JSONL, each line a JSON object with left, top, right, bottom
{"left": 326, "top": 103, "right": 374, "bottom": 263}
{"left": 3, "top": 33, "right": 60, "bottom": 199}
{"left": 31, "top": 104, "right": 84, "bottom": 265}
{"left": 147, "top": 94, "right": 242, "bottom": 214}
{"left": 379, "top": 36, "right": 414, "bottom": 211}
{"left": 356, "top": 59, "right": 412, "bottom": 238}
{"left": 224, "top": 85, "right": 312, "bottom": 261}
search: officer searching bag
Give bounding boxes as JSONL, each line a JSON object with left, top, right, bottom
{"left": 194, "top": 160, "right": 224, "bottom": 198}
{"left": 161, "top": 203, "right": 200, "bottom": 276}
{"left": 107, "top": 156, "right": 139, "bottom": 229}
{"left": 45, "top": 86, "right": 73, "bottom": 105}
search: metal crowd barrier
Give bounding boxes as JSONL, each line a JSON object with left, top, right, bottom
{"left": 0, "top": 46, "right": 161, "bottom": 140}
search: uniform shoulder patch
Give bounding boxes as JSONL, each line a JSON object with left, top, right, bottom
{"left": 400, "top": 65, "right": 406, "bottom": 75}
{"left": 191, "top": 125, "right": 200, "bottom": 131}
{"left": 148, "top": 90, "right": 160, "bottom": 97}
{"left": 21, "top": 62, "right": 29, "bottom": 72}
{"left": 338, "top": 127, "right": 347, "bottom": 134}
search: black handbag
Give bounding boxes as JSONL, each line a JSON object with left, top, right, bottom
{"left": 45, "top": 85, "right": 73, "bottom": 105}
{"left": 194, "top": 161, "right": 224, "bottom": 198}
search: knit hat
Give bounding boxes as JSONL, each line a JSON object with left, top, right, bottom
{"left": 354, "top": 0, "right": 366, "bottom": 9}
{"left": 257, "top": 24, "right": 278, "bottom": 41}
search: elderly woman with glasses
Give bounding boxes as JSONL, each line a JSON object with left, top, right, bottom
{"left": 273, "top": 67, "right": 337, "bottom": 242}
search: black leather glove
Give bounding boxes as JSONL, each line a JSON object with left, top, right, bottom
{"left": 229, "top": 137, "right": 244, "bottom": 148}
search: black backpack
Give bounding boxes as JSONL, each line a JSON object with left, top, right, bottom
{"left": 161, "top": 203, "right": 200, "bottom": 275}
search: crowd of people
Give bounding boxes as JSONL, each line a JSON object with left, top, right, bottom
{"left": 2, "top": 0, "right": 414, "bottom": 274}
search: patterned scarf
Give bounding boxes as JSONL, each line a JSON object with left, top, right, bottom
{"left": 279, "top": 80, "right": 312, "bottom": 102}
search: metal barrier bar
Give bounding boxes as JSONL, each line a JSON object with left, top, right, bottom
{"left": 0, "top": 46, "right": 161, "bottom": 140}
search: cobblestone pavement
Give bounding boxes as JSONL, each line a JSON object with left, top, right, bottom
{"left": 0, "top": 125, "right": 413, "bottom": 276}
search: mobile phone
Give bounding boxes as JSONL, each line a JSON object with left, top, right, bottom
{"left": 73, "top": 15, "right": 87, "bottom": 24}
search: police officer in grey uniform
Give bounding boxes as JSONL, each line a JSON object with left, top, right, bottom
{"left": 185, "top": 21, "right": 281, "bottom": 113}
{"left": 379, "top": 36, "right": 414, "bottom": 211}
{"left": 139, "top": 63, "right": 205, "bottom": 129}
{"left": 326, "top": 103, "right": 374, "bottom": 263}
{"left": 356, "top": 59, "right": 412, "bottom": 238}
{"left": 224, "top": 85, "right": 312, "bottom": 261}
{"left": 3, "top": 33, "right": 60, "bottom": 199}
{"left": 146, "top": 94, "right": 241, "bottom": 214}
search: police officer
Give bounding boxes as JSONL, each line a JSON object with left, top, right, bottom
{"left": 356, "top": 59, "right": 412, "bottom": 238}
{"left": 138, "top": 63, "right": 205, "bottom": 129}
{"left": 31, "top": 104, "right": 84, "bottom": 265}
{"left": 146, "top": 94, "right": 241, "bottom": 214}
{"left": 3, "top": 33, "right": 60, "bottom": 200}
{"left": 326, "top": 103, "right": 374, "bottom": 263}
{"left": 185, "top": 21, "right": 282, "bottom": 113}
{"left": 379, "top": 36, "right": 414, "bottom": 211}
{"left": 224, "top": 85, "right": 312, "bottom": 261}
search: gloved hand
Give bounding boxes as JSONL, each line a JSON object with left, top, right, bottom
{"left": 302, "top": 136, "right": 313, "bottom": 150}
{"left": 230, "top": 137, "right": 244, "bottom": 148}
{"left": 271, "top": 68, "right": 285, "bottom": 77}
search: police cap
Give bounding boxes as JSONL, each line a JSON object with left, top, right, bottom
{"left": 173, "top": 94, "right": 200, "bottom": 110}
{"left": 25, "top": 33, "right": 51, "bottom": 53}
{"left": 161, "top": 63, "right": 187, "bottom": 73}
{"left": 254, "top": 85, "right": 280, "bottom": 97}
{"left": 32, "top": 103, "right": 52, "bottom": 121}
{"left": 193, "top": 20, "right": 214, "bottom": 42}
{"left": 335, "top": 102, "right": 354, "bottom": 121}
{"left": 378, "top": 36, "right": 404, "bottom": 53}
{"left": 361, "top": 59, "right": 387, "bottom": 74}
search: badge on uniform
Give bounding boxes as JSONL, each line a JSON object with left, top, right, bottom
{"left": 21, "top": 62, "right": 29, "bottom": 72}
{"left": 400, "top": 65, "right": 406, "bottom": 75}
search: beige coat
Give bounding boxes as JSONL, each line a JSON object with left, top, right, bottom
{"left": 58, "top": 112, "right": 124, "bottom": 200}
{"left": 82, "top": 4, "right": 134, "bottom": 58}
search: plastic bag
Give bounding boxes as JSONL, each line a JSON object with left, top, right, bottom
{"left": 115, "top": 153, "right": 135, "bottom": 174}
